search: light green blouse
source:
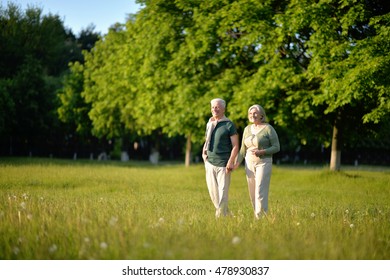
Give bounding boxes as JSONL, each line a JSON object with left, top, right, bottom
{"left": 237, "top": 123, "right": 280, "bottom": 164}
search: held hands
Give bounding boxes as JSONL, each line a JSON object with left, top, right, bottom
{"left": 226, "top": 160, "right": 235, "bottom": 174}
{"left": 233, "top": 162, "right": 240, "bottom": 170}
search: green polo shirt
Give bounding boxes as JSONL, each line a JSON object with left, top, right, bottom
{"left": 207, "top": 121, "right": 237, "bottom": 167}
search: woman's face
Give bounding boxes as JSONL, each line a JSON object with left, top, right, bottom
{"left": 248, "top": 108, "right": 262, "bottom": 123}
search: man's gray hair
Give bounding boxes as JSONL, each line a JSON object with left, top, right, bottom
{"left": 210, "top": 98, "right": 226, "bottom": 109}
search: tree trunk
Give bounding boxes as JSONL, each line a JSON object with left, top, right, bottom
{"left": 185, "top": 134, "right": 192, "bottom": 167}
{"left": 121, "top": 136, "right": 130, "bottom": 162}
{"left": 330, "top": 118, "right": 342, "bottom": 171}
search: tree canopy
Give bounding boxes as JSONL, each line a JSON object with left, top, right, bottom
{"left": 68, "top": 0, "right": 389, "bottom": 168}
{"left": 0, "top": 3, "right": 99, "bottom": 156}
{"left": 1, "top": 1, "right": 389, "bottom": 168}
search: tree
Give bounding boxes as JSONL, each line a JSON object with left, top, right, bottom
{"left": 279, "top": 0, "right": 390, "bottom": 170}
{"left": 132, "top": 0, "right": 288, "bottom": 165}
{"left": 81, "top": 0, "right": 202, "bottom": 164}
{"left": 0, "top": 3, "right": 78, "bottom": 155}
{"left": 132, "top": 0, "right": 206, "bottom": 165}
{"left": 77, "top": 0, "right": 389, "bottom": 168}
{"left": 58, "top": 62, "right": 91, "bottom": 135}
{"left": 229, "top": 0, "right": 390, "bottom": 170}
{"left": 77, "top": 24, "right": 101, "bottom": 52}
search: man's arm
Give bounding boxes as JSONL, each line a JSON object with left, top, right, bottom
{"left": 226, "top": 133, "right": 239, "bottom": 173}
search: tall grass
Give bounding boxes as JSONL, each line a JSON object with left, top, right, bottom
{"left": 1, "top": 158, "right": 389, "bottom": 260}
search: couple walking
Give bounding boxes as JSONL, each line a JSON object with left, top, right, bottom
{"left": 202, "top": 98, "right": 280, "bottom": 219}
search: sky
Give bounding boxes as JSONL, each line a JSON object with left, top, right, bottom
{"left": 1, "top": 0, "right": 142, "bottom": 35}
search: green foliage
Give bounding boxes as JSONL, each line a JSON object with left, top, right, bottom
{"left": 82, "top": 26, "right": 136, "bottom": 138}
{"left": 81, "top": 0, "right": 390, "bottom": 150}
{"left": 2, "top": 0, "right": 389, "bottom": 162}
{"left": 57, "top": 62, "right": 92, "bottom": 137}
{"left": 0, "top": 158, "right": 389, "bottom": 259}
{"left": 0, "top": 3, "right": 86, "bottom": 155}
{"left": 0, "top": 79, "right": 14, "bottom": 136}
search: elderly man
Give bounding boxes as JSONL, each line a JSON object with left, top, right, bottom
{"left": 202, "top": 98, "right": 239, "bottom": 218}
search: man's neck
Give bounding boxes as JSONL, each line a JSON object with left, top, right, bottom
{"left": 213, "top": 115, "right": 225, "bottom": 121}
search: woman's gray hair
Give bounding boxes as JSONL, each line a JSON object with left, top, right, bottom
{"left": 210, "top": 98, "right": 226, "bottom": 109}
{"left": 248, "top": 104, "right": 267, "bottom": 122}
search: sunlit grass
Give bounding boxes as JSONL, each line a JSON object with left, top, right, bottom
{"left": 0, "top": 158, "right": 389, "bottom": 260}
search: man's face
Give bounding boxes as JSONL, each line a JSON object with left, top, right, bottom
{"left": 211, "top": 101, "right": 225, "bottom": 119}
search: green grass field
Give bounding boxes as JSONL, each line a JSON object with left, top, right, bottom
{"left": 1, "top": 158, "right": 389, "bottom": 260}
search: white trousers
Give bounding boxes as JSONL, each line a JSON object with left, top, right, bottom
{"left": 205, "top": 160, "right": 231, "bottom": 217}
{"left": 245, "top": 157, "right": 273, "bottom": 218}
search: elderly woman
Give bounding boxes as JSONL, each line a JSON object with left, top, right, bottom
{"left": 234, "top": 104, "right": 280, "bottom": 219}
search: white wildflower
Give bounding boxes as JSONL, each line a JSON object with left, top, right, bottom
{"left": 13, "top": 247, "right": 20, "bottom": 255}
{"left": 232, "top": 236, "right": 241, "bottom": 245}
{"left": 150, "top": 217, "right": 166, "bottom": 228}
{"left": 109, "top": 216, "right": 118, "bottom": 226}
{"left": 100, "top": 242, "right": 108, "bottom": 249}
{"left": 165, "top": 250, "right": 173, "bottom": 257}
{"left": 49, "top": 244, "right": 58, "bottom": 254}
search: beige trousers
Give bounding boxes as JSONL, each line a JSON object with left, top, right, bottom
{"left": 205, "top": 160, "right": 231, "bottom": 217}
{"left": 245, "top": 157, "right": 273, "bottom": 218}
